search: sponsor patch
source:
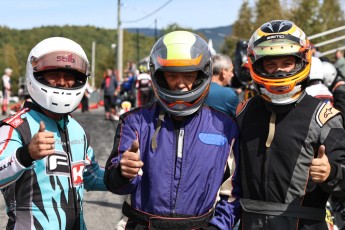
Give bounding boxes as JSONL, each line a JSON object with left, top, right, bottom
{"left": 316, "top": 103, "right": 340, "bottom": 127}
{"left": 198, "top": 133, "right": 227, "bottom": 146}
{"left": 46, "top": 151, "right": 70, "bottom": 176}
{"left": 236, "top": 99, "right": 251, "bottom": 117}
{"left": 72, "top": 161, "right": 85, "bottom": 186}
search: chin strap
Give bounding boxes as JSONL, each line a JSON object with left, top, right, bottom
{"left": 266, "top": 111, "right": 276, "bottom": 148}
{"left": 151, "top": 110, "right": 165, "bottom": 150}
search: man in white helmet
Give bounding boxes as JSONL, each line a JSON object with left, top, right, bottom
{"left": 0, "top": 37, "right": 107, "bottom": 229}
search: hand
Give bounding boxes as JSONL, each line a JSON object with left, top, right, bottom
{"left": 28, "top": 121, "right": 55, "bottom": 160}
{"left": 310, "top": 145, "right": 331, "bottom": 183}
{"left": 120, "top": 140, "right": 144, "bottom": 179}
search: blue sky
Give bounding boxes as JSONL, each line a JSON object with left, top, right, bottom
{"left": 1, "top": 0, "right": 244, "bottom": 30}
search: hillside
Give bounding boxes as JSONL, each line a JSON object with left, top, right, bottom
{"left": 126, "top": 25, "right": 232, "bottom": 52}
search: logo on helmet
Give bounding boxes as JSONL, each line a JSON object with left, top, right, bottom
{"left": 267, "top": 35, "right": 285, "bottom": 40}
{"left": 57, "top": 54, "right": 75, "bottom": 63}
{"left": 269, "top": 85, "right": 291, "bottom": 93}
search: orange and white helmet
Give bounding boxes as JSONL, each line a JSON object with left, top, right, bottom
{"left": 247, "top": 20, "right": 312, "bottom": 105}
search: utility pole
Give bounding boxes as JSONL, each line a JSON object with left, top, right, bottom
{"left": 91, "top": 41, "right": 96, "bottom": 88}
{"left": 136, "top": 29, "right": 140, "bottom": 64}
{"left": 117, "top": 0, "right": 123, "bottom": 81}
{"left": 155, "top": 19, "right": 158, "bottom": 41}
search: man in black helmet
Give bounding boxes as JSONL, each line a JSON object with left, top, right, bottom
{"left": 236, "top": 20, "right": 345, "bottom": 229}
{"left": 104, "top": 31, "right": 241, "bottom": 229}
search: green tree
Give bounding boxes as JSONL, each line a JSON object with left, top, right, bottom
{"left": 254, "top": 0, "right": 284, "bottom": 28}
{"left": 222, "top": 0, "right": 254, "bottom": 57}
{"left": 317, "top": 0, "right": 345, "bottom": 59}
{"left": 289, "top": 0, "right": 320, "bottom": 36}
{"left": 2, "top": 44, "right": 20, "bottom": 94}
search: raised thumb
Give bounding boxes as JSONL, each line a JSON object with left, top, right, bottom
{"left": 38, "top": 121, "right": 46, "bottom": 132}
{"left": 317, "top": 145, "right": 326, "bottom": 158}
{"left": 129, "top": 140, "right": 139, "bottom": 153}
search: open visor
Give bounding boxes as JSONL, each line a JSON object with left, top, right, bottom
{"left": 30, "top": 51, "right": 90, "bottom": 77}
{"left": 250, "top": 34, "right": 308, "bottom": 63}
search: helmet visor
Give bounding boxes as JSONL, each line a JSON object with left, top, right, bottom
{"left": 30, "top": 51, "right": 89, "bottom": 77}
{"left": 253, "top": 39, "right": 301, "bottom": 58}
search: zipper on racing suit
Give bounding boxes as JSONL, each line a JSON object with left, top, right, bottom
{"left": 59, "top": 124, "right": 79, "bottom": 223}
{"left": 172, "top": 128, "right": 184, "bottom": 214}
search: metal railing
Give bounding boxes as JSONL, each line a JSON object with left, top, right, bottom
{"left": 308, "top": 25, "right": 345, "bottom": 57}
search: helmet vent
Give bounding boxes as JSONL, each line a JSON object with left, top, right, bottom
{"left": 53, "top": 92, "right": 59, "bottom": 94}
{"left": 76, "top": 92, "right": 81, "bottom": 96}
{"left": 41, "top": 88, "right": 47, "bottom": 93}
{"left": 52, "top": 102, "right": 58, "bottom": 106}
{"left": 64, "top": 104, "right": 70, "bottom": 107}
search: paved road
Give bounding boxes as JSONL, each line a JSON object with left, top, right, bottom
{"left": 0, "top": 107, "right": 125, "bottom": 229}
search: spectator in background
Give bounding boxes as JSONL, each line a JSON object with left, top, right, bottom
{"left": 311, "top": 44, "right": 322, "bottom": 57}
{"left": 101, "top": 69, "right": 118, "bottom": 120}
{"left": 205, "top": 54, "right": 239, "bottom": 118}
{"left": 126, "top": 61, "right": 137, "bottom": 77}
{"left": 323, "top": 60, "right": 345, "bottom": 116}
{"left": 81, "top": 81, "right": 93, "bottom": 112}
{"left": 2, "top": 68, "right": 12, "bottom": 115}
{"left": 119, "top": 71, "right": 136, "bottom": 107}
{"left": 335, "top": 50, "right": 345, "bottom": 78}
{"left": 305, "top": 56, "right": 333, "bottom": 104}
{"left": 136, "top": 65, "right": 154, "bottom": 107}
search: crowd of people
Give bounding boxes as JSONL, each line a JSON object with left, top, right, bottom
{"left": 1, "top": 19, "right": 345, "bottom": 230}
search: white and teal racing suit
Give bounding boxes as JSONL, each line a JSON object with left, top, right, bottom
{"left": 0, "top": 101, "right": 107, "bottom": 229}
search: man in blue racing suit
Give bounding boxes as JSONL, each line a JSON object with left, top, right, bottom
{"left": 0, "top": 37, "right": 107, "bottom": 229}
{"left": 104, "top": 31, "right": 241, "bottom": 229}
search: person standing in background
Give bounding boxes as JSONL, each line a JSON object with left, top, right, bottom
{"left": 335, "top": 50, "right": 345, "bottom": 78}
{"left": 2, "top": 68, "right": 12, "bottom": 115}
{"left": 305, "top": 56, "right": 333, "bottom": 104}
{"left": 135, "top": 66, "right": 154, "bottom": 107}
{"left": 205, "top": 54, "right": 239, "bottom": 118}
{"left": 101, "top": 69, "right": 118, "bottom": 120}
{"left": 81, "top": 81, "right": 93, "bottom": 112}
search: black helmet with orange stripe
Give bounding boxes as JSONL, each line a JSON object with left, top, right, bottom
{"left": 247, "top": 20, "right": 312, "bottom": 105}
{"left": 149, "top": 31, "right": 212, "bottom": 116}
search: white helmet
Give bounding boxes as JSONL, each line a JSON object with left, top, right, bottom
{"left": 322, "top": 61, "right": 338, "bottom": 88}
{"left": 309, "top": 57, "right": 324, "bottom": 81}
{"left": 26, "top": 37, "right": 90, "bottom": 114}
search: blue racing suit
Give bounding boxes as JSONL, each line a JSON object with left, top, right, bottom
{"left": 104, "top": 102, "right": 241, "bottom": 229}
{"left": 0, "top": 101, "right": 107, "bottom": 230}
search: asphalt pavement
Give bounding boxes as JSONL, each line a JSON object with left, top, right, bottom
{"left": 0, "top": 107, "right": 125, "bottom": 229}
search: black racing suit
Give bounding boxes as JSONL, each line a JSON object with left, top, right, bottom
{"left": 236, "top": 93, "right": 345, "bottom": 229}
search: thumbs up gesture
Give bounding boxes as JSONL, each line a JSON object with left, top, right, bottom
{"left": 120, "top": 140, "right": 144, "bottom": 179}
{"left": 310, "top": 145, "right": 331, "bottom": 183}
{"left": 28, "top": 121, "right": 55, "bottom": 160}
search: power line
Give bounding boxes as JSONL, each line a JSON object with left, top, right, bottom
{"left": 122, "top": 0, "right": 173, "bottom": 23}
